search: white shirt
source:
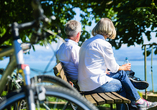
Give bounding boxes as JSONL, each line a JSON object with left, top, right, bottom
{"left": 56, "top": 39, "right": 80, "bottom": 81}
{"left": 78, "top": 34, "right": 119, "bottom": 91}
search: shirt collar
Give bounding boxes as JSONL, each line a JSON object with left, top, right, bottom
{"left": 65, "top": 39, "right": 78, "bottom": 45}
{"left": 95, "top": 34, "right": 106, "bottom": 41}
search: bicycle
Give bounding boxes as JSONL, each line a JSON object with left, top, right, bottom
{"left": 0, "top": 0, "right": 98, "bottom": 109}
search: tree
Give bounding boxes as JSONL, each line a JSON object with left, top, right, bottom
{"left": 109, "top": 0, "right": 157, "bottom": 56}
{"left": 0, "top": 0, "right": 157, "bottom": 55}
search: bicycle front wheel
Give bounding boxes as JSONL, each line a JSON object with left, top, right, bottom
{"left": 0, "top": 86, "right": 98, "bottom": 110}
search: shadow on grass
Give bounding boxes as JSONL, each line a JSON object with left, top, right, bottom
{"left": 97, "top": 104, "right": 116, "bottom": 110}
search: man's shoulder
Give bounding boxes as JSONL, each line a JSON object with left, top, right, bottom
{"left": 59, "top": 42, "right": 79, "bottom": 52}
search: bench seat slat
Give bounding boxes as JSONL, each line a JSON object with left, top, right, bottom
{"left": 84, "top": 94, "right": 97, "bottom": 106}
{"left": 98, "top": 93, "right": 114, "bottom": 104}
{"left": 105, "top": 92, "right": 122, "bottom": 103}
{"left": 91, "top": 93, "right": 106, "bottom": 105}
{"left": 111, "top": 92, "right": 131, "bottom": 103}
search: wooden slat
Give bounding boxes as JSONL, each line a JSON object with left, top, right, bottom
{"left": 53, "top": 63, "right": 68, "bottom": 82}
{"left": 98, "top": 93, "right": 114, "bottom": 104}
{"left": 53, "top": 63, "right": 62, "bottom": 75}
{"left": 60, "top": 69, "right": 67, "bottom": 82}
{"left": 91, "top": 93, "right": 106, "bottom": 105}
{"left": 105, "top": 92, "right": 122, "bottom": 103}
{"left": 84, "top": 94, "right": 97, "bottom": 106}
{"left": 111, "top": 92, "right": 131, "bottom": 104}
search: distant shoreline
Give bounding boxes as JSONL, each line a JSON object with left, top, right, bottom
{"left": 117, "top": 59, "right": 157, "bottom": 61}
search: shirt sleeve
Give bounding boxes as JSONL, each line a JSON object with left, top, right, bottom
{"left": 103, "top": 43, "right": 119, "bottom": 73}
{"left": 70, "top": 46, "right": 80, "bottom": 69}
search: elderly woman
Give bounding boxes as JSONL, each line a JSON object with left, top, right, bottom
{"left": 78, "top": 18, "right": 157, "bottom": 110}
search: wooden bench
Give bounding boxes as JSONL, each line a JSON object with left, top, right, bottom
{"left": 53, "top": 62, "right": 131, "bottom": 110}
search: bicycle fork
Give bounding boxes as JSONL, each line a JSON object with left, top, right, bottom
{"left": 12, "top": 22, "right": 36, "bottom": 110}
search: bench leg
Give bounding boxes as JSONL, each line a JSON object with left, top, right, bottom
{"left": 124, "top": 103, "right": 129, "bottom": 110}
{"left": 110, "top": 104, "right": 113, "bottom": 110}
{"left": 70, "top": 102, "right": 78, "bottom": 110}
{"left": 62, "top": 102, "right": 69, "bottom": 110}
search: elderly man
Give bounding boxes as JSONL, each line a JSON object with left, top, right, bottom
{"left": 56, "top": 20, "right": 81, "bottom": 84}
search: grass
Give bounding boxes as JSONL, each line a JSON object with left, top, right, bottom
{"left": 97, "top": 104, "right": 116, "bottom": 110}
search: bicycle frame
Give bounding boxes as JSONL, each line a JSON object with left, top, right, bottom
{"left": 0, "top": 47, "right": 16, "bottom": 95}
{"left": 0, "top": 22, "right": 36, "bottom": 109}
{"left": 0, "top": 0, "right": 50, "bottom": 109}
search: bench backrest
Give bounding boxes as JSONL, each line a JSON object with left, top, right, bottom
{"left": 53, "top": 62, "right": 68, "bottom": 82}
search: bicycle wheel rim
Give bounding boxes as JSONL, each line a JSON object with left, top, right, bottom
{"left": 0, "top": 86, "right": 98, "bottom": 110}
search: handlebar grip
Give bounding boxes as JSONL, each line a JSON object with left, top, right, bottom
{"left": 21, "top": 43, "right": 31, "bottom": 51}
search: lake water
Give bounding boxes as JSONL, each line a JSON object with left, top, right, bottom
{"left": 0, "top": 59, "right": 157, "bottom": 92}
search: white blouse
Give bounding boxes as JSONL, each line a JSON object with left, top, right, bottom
{"left": 78, "top": 34, "right": 119, "bottom": 91}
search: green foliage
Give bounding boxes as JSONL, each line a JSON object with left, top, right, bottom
{"left": 0, "top": 0, "right": 157, "bottom": 55}
{"left": 143, "top": 50, "right": 151, "bottom": 56}
{"left": 1, "top": 91, "right": 8, "bottom": 97}
{"left": 142, "top": 43, "right": 157, "bottom": 57}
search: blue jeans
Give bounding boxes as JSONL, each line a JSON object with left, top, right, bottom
{"left": 90, "top": 70, "right": 140, "bottom": 110}
{"left": 91, "top": 78, "right": 122, "bottom": 93}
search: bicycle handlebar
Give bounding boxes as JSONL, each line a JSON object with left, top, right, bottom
{"left": 32, "top": 0, "right": 44, "bottom": 19}
{"left": 11, "top": 16, "right": 49, "bottom": 31}
{"left": 10, "top": 0, "right": 51, "bottom": 44}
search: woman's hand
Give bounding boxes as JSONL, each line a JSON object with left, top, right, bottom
{"left": 105, "top": 69, "right": 111, "bottom": 75}
{"left": 119, "top": 63, "right": 131, "bottom": 71}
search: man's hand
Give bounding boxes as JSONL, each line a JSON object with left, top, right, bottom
{"left": 69, "top": 81, "right": 74, "bottom": 87}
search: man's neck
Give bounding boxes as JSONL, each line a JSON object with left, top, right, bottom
{"left": 68, "top": 36, "right": 77, "bottom": 43}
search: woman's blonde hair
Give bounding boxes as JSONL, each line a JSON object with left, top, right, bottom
{"left": 92, "top": 18, "right": 116, "bottom": 39}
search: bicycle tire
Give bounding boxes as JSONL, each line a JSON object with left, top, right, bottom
{"left": 0, "top": 86, "right": 98, "bottom": 110}
{"left": 30, "top": 75, "right": 77, "bottom": 92}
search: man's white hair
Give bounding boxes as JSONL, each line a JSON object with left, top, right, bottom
{"left": 64, "top": 20, "right": 81, "bottom": 37}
